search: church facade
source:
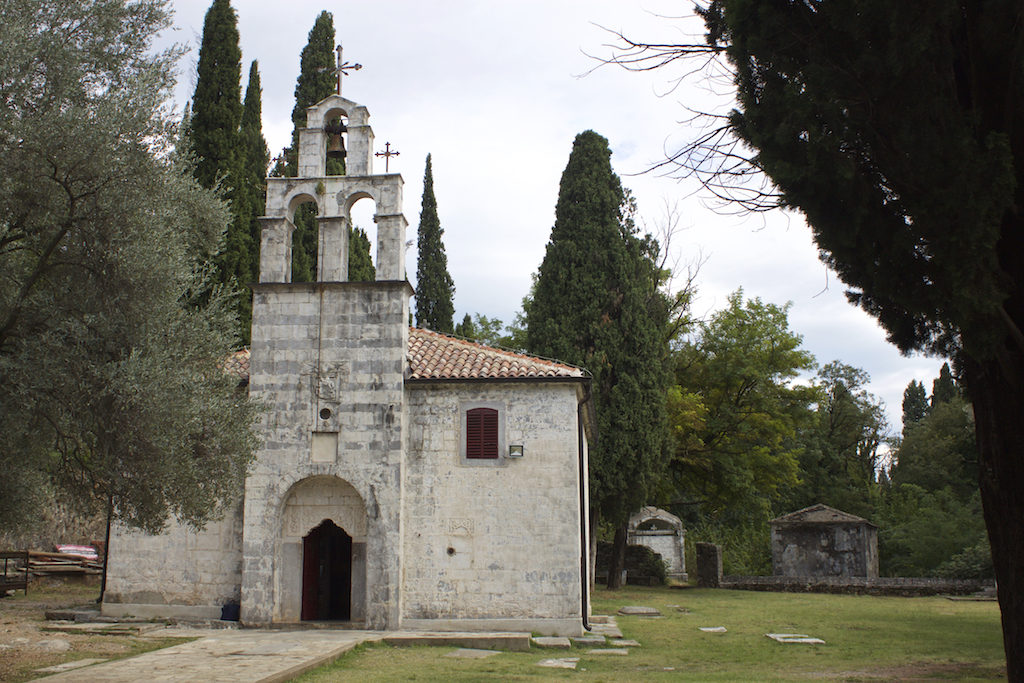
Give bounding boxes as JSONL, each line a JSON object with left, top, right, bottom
{"left": 102, "top": 90, "right": 593, "bottom": 636}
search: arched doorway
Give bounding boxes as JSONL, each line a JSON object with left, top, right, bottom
{"left": 301, "top": 519, "right": 352, "bottom": 621}
{"left": 276, "top": 476, "right": 368, "bottom": 623}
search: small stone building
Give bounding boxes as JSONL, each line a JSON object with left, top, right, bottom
{"left": 627, "top": 506, "right": 686, "bottom": 581}
{"left": 101, "top": 83, "right": 593, "bottom": 636}
{"left": 770, "top": 504, "right": 878, "bottom": 578}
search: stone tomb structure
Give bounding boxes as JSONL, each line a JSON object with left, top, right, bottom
{"left": 102, "top": 90, "right": 593, "bottom": 636}
{"left": 626, "top": 506, "right": 687, "bottom": 581}
{"left": 770, "top": 504, "right": 878, "bottom": 579}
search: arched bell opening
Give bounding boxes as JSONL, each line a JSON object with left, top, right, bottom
{"left": 348, "top": 194, "right": 377, "bottom": 282}
{"left": 324, "top": 107, "right": 349, "bottom": 176}
{"left": 289, "top": 196, "right": 320, "bottom": 283}
{"left": 301, "top": 519, "right": 353, "bottom": 621}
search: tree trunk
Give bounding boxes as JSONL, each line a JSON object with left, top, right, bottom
{"left": 964, "top": 351, "right": 1024, "bottom": 680}
{"left": 606, "top": 523, "right": 628, "bottom": 589}
{"left": 97, "top": 494, "right": 112, "bottom": 604}
{"left": 589, "top": 508, "right": 598, "bottom": 590}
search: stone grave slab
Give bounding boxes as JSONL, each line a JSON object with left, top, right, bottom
{"left": 587, "top": 648, "right": 630, "bottom": 655}
{"left": 571, "top": 635, "right": 606, "bottom": 646}
{"left": 531, "top": 636, "right": 571, "bottom": 649}
{"left": 766, "top": 633, "right": 825, "bottom": 644}
{"left": 538, "top": 657, "right": 579, "bottom": 669}
{"left": 609, "top": 639, "right": 640, "bottom": 647}
{"left": 444, "top": 648, "right": 500, "bottom": 659}
{"left": 699, "top": 626, "right": 727, "bottom": 633}
{"left": 618, "top": 606, "right": 661, "bottom": 616}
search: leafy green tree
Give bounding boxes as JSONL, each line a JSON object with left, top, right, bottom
{"left": 876, "top": 485, "right": 989, "bottom": 579}
{"left": 0, "top": 0, "right": 260, "bottom": 535}
{"left": 931, "top": 362, "right": 958, "bottom": 408}
{"left": 527, "top": 130, "right": 672, "bottom": 588}
{"left": 902, "top": 380, "right": 930, "bottom": 431}
{"left": 414, "top": 155, "right": 455, "bottom": 332}
{"left": 189, "top": 0, "right": 242, "bottom": 192}
{"left": 607, "top": 2, "right": 1024, "bottom": 667}
{"left": 892, "top": 395, "right": 979, "bottom": 500}
{"left": 669, "top": 291, "right": 815, "bottom": 522}
{"left": 788, "top": 362, "right": 887, "bottom": 518}
{"left": 454, "top": 313, "right": 506, "bottom": 346}
{"left": 348, "top": 225, "right": 375, "bottom": 282}
{"left": 287, "top": 12, "right": 339, "bottom": 281}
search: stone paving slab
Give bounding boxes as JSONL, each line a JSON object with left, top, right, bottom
{"left": 35, "top": 658, "right": 108, "bottom": 674}
{"left": 33, "top": 627, "right": 535, "bottom": 681}
{"left": 570, "top": 635, "right": 606, "bottom": 645}
{"left": 37, "top": 629, "right": 385, "bottom": 683}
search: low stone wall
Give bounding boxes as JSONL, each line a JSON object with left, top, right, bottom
{"left": 722, "top": 575, "right": 993, "bottom": 596}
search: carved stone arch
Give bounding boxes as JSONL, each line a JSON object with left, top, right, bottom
{"left": 286, "top": 190, "right": 320, "bottom": 223}
{"left": 343, "top": 189, "right": 376, "bottom": 214}
{"left": 626, "top": 506, "right": 687, "bottom": 581}
{"left": 272, "top": 474, "right": 369, "bottom": 623}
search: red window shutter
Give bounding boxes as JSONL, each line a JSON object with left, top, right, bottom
{"left": 466, "top": 408, "right": 499, "bottom": 459}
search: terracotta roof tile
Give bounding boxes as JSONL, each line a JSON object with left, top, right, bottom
{"left": 406, "top": 327, "right": 585, "bottom": 380}
{"left": 227, "top": 329, "right": 587, "bottom": 383}
{"left": 223, "top": 349, "right": 250, "bottom": 379}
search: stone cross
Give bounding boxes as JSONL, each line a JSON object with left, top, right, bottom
{"left": 375, "top": 142, "right": 400, "bottom": 172}
{"left": 334, "top": 45, "right": 362, "bottom": 96}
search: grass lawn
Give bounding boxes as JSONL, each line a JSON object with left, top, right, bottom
{"left": 296, "top": 586, "right": 1006, "bottom": 681}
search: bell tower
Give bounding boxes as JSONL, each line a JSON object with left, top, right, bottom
{"left": 241, "top": 84, "right": 411, "bottom": 628}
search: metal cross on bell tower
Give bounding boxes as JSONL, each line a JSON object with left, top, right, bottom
{"left": 334, "top": 44, "right": 362, "bottom": 96}
{"left": 375, "top": 142, "right": 400, "bottom": 172}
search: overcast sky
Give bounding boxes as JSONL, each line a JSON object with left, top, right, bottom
{"left": 161, "top": 0, "right": 943, "bottom": 434}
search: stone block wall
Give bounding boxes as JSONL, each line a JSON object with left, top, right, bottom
{"left": 401, "top": 382, "right": 586, "bottom": 635}
{"left": 102, "top": 500, "right": 243, "bottom": 620}
{"left": 771, "top": 522, "right": 878, "bottom": 578}
{"left": 242, "top": 281, "right": 410, "bottom": 628}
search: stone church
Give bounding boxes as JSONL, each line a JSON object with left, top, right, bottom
{"left": 101, "top": 87, "right": 593, "bottom": 636}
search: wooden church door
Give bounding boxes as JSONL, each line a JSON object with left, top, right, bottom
{"left": 301, "top": 519, "right": 353, "bottom": 620}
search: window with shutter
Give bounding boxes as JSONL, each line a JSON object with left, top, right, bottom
{"left": 466, "top": 407, "right": 499, "bottom": 459}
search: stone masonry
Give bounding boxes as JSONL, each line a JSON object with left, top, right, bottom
{"left": 103, "top": 84, "right": 592, "bottom": 637}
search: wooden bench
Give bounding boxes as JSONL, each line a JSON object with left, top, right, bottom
{"left": 1, "top": 550, "right": 29, "bottom": 595}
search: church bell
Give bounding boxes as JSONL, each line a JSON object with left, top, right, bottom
{"left": 325, "top": 119, "right": 347, "bottom": 160}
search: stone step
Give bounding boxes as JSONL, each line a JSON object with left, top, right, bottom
{"left": 382, "top": 631, "right": 531, "bottom": 652}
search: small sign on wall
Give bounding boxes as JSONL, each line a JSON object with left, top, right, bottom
{"left": 311, "top": 432, "right": 338, "bottom": 463}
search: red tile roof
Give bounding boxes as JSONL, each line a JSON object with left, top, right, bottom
{"left": 227, "top": 329, "right": 587, "bottom": 382}
{"left": 223, "top": 349, "right": 250, "bottom": 379}
{"left": 407, "top": 327, "right": 585, "bottom": 380}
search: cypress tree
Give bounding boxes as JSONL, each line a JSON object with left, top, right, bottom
{"left": 288, "top": 11, "right": 338, "bottom": 281}
{"left": 414, "top": 154, "right": 455, "bottom": 333}
{"left": 190, "top": 0, "right": 242, "bottom": 192}
{"left": 227, "top": 60, "right": 270, "bottom": 344}
{"left": 526, "top": 130, "right": 670, "bottom": 588}
{"left": 901, "top": 379, "right": 930, "bottom": 431}
{"left": 348, "top": 225, "right": 375, "bottom": 282}
{"left": 931, "top": 362, "right": 958, "bottom": 407}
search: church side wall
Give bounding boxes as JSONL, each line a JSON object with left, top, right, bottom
{"left": 402, "top": 382, "right": 585, "bottom": 636}
{"left": 102, "top": 500, "right": 243, "bottom": 620}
